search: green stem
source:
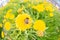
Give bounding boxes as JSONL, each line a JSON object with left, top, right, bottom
{"left": 36, "top": 13, "right": 39, "bottom": 20}
{"left": 25, "top": 30, "right": 28, "bottom": 40}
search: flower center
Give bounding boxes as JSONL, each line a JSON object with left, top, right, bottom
{"left": 24, "top": 18, "right": 29, "bottom": 24}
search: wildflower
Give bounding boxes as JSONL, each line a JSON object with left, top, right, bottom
{"left": 36, "top": 31, "right": 44, "bottom": 37}
{"left": 45, "top": 3, "right": 54, "bottom": 12}
{"left": 49, "top": 13, "right": 54, "bottom": 17}
{"left": 5, "top": 13, "right": 15, "bottom": 19}
{"left": 4, "top": 9, "right": 15, "bottom": 19}
{"left": 17, "top": 8, "right": 23, "bottom": 14}
{"left": 1, "top": 31, "right": 4, "bottom": 38}
{"left": 32, "top": 4, "right": 45, "bottom": 12}
{"left": 15, "top": 14, "right": 32, "bottom": 31}
{"left": 33, "top": 20, "right": 46, "bottom": 32}
{"left": 4, "top": 22, "right": 11, "bottom": 31}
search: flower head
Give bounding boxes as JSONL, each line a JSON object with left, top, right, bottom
{"left": 49, "top": 13, "right": 54, "bottom": 17}
{"left": 16, "top": 14, "right": 32, "bottom": 31}
{"left": 4, "top": 22, "right": 11, "bottom": 31}
{"left": 17, "top": 8, "right": 23, "bottom": 14}
{"left": 33, "top": 20, "right": 46, "bottom": 32}
{"left": 36, "top": 31, "right": 44, "bottom": 37}
{"left": 5, "top": 13, "right": 15, "bottom": 19}
{"left": 45, "top": 3, "right": 54, "bottom": 12}
{"left": 32, "top": 4, "right": 45, "bottom": 12}
{"left": 4, "top": 9, "right": 15, "bottom": 19}
{"left": 1, "top": 31, "right": 4, "bottom": 38}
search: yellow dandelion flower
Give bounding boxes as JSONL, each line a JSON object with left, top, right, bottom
{"left": 5, "top": 13, "right": 15, "bottom": 19}
{"left": 4, "top": 9, "right": 15, "bottom": 19}
{"left": 32, "top": 4, "right": 45, "bottom": 12}
{"left": 36, "top": 31, "right": 44, "bottom": 37}
{"left": 1, "top": 31, "right": 4, "bottom": 38}
{"left": 45, "top": 4, "right": 54, "bottom": 12}
{"left": 49, "top": 13, "right": 54, "bottom": 17}
{"left": 33, "top": 20, "right": 46, "bottom": 32}
{"left": 17, "top": 8, "right": 23, "bottom": 14}
{"left": 0, "top": 23, "right": 2, "bottom": 27}
{"left": 4, "top": 22, "right": 11, "bottom": 31}
{"left": 16, "top": 14, "right": 32, "bottom": 31}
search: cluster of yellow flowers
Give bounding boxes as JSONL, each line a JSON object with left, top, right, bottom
{"left": 15, "top": 13, "right": 46, "bottom": 31}
{"left": 4, "top": 9, "right": 15, "bottom": 19}
{"left": 32, "top": 2, "right": 54, "bottom": 17}
{"left": 0, "top": 0, "right": 58, "bottom": 39}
